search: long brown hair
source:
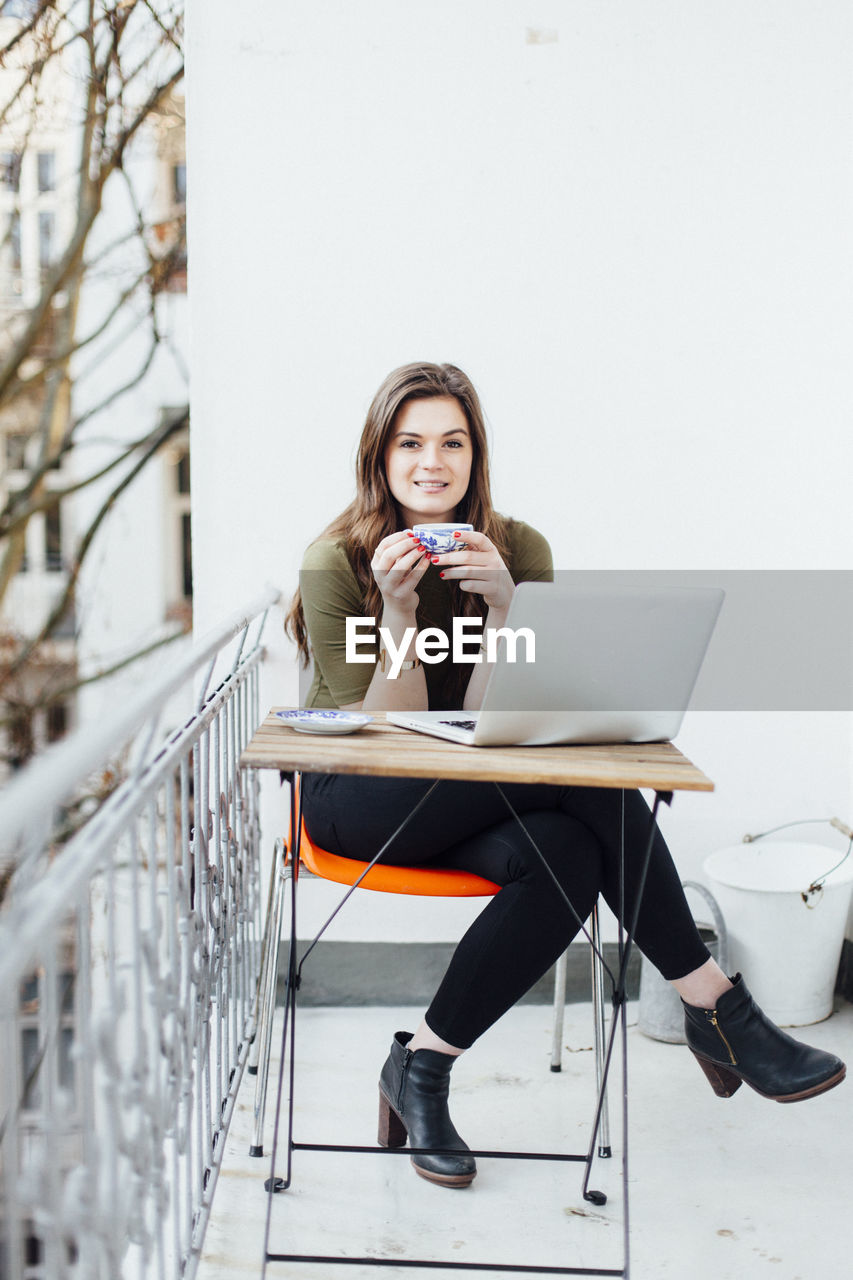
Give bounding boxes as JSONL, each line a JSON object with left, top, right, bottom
{"left": 285, "top": 362, "right": 510, "bottom": 668}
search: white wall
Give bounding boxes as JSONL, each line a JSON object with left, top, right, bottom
{"left": 186, "top": 1, "right": 853, "bottom": 943}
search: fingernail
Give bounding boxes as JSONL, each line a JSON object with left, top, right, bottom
{"left": 406, "top": 531, "right": 415, "bottom": 537}
{"left": 431, "top": 556, "right": 440, "bottom": 563}
{"left": 439, "top": 572, "right": 445, "bottom": 579}
{"left": 453, "top": 531, "right": 461, "bottom": 537}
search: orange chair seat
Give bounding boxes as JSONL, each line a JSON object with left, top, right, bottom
{"left": 297, "top": 819, "right": 500, "bottom": 898}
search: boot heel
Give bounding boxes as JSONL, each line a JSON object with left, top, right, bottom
{"left": 378, "top": 1089, "right": 408, "bottom": 1148}
{"left": 691, "top": 1051, "right": 743, "bottom": 1098}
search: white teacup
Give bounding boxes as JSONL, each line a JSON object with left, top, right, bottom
{"left": 412, "top": 523, "right": 473, "bottom": 554}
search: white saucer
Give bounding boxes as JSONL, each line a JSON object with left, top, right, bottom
{"left": 274, "top": 709, "right": 373, "bottom": 735}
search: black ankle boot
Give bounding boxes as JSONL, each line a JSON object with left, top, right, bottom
{"left": 682, "top": 974, "right": 846, "bottom": 1103}
{"left": 378, "top": 1032, "right": 476, "bottom": 1187}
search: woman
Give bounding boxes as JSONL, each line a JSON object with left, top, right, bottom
{"left": 286, "top": 361, "right": 845, "bottom": 1189}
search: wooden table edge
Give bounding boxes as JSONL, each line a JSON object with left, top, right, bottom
{"left": 240, "top": 710, "right": 715, "bottom": 793}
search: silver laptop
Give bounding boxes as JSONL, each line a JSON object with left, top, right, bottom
{"left": 386, "top": 581, "right": 724, "bottom": 747}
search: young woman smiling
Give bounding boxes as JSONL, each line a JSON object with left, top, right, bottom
{"left": 286, "top": 362, "right": 845, "bottom": 1189}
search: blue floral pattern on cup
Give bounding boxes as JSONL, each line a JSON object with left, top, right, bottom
{"left": 412, "top": 523, "right": 473, "bottom": 554}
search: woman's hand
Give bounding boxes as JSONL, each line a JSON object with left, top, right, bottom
{"left": 370, "top": 530, "right": 429, "bottom": 616}
{"left": 426, "top": 529, "right": 515, "bottom": 614}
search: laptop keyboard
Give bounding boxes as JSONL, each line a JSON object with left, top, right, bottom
{"left": 438, "top": 719, "right": 477, "bottom": 732}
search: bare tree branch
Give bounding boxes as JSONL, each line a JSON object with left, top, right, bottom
{"left": 0, "top": 409, "right": 186, "bottom": 538}
{"left": 0, "top": 2, "right": 188, "bottom": 758}
{"left": 0, "top": 60, "right": 183, "bottom": 407}
{"left": 1, "top": 405, "right": 188, "bottom": 684}
{"left": 0, "top": 620, "right": 188, "bottom": 728}
{"left": 0, "top": 0, "right": 54, "bottom": 64}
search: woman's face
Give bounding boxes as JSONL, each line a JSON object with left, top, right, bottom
{"left": 383, "top": 395, "right": 473, "bottom": 528}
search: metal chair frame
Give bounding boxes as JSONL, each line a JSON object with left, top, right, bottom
{"left": 249, "top": 774, "right": 670, "bottom": 1278}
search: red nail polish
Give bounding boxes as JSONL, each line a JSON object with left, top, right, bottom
{"left": 431, "top": 556, "right": 440, "bottom": 563}
{"left": 453, "top": 531, "right": 461, "bottom": 538}
{"left": 439, "top": 572, "right": 445, "bottom": 578}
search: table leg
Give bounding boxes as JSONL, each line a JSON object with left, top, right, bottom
{"left": 261, "top": 774, "right": 445, "bottom": 1201}
{"left": 495, "top": 783, "right": 674, "bottom": 1278}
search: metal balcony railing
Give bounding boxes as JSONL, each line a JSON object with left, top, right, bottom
{"left": 0, "top": 588, "right": 280, "bottom": 1280}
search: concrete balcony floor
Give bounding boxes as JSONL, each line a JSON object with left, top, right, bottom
{"left": 199, "top": 1000, "right": 853, "bottom": 1280}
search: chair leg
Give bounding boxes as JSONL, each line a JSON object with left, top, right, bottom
{"left": 589, "top": 903, "right": 612, "bottom": 1158}
{"left": 550, "top": 910, "right": 612, "bottom": 1155}
{"left": 249, "top": 838, "right": 289, "bottom": 1157}
{"left": 550, "top": 949, "right": 568, "bottom": 1071}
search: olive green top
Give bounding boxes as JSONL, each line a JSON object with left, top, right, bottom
{"left": 299, "top": 519, "right": 553, "bottom": 710}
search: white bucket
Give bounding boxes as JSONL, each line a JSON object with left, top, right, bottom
{"left": 704, "top": 842, "right": 853, "bottom": 1026}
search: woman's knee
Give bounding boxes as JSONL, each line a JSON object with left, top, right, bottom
{"left": 503, "top": 810, "right": 603, "bottom": 897}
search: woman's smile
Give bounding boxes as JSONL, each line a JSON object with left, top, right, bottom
{"left": 384, "top": 396, "right": 473, "bottom": 527}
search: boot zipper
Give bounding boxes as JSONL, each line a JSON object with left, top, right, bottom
{"left": 398, "top": 1047, "right": 413, "bottom": 1111}
{"left": 707, "top": 1010, "right": 737, "bottom": 1065}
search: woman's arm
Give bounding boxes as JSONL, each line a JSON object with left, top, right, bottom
{"left": 431, "top": 523, "right": 553, "bottom": 711}
{"left": 302, "top": 532, "right": 431, "bottom": 712}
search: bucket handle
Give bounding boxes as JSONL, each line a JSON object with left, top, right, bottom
{"left": 682, "top": 880, "right": 728, "bottom": 976}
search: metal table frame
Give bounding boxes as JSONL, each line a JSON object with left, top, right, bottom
{"left": 248, "top": 756, "right": 676, "bottom": 1279}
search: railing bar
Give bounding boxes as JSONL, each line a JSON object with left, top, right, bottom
{"left": 105, "top": 850, "right": 122, "bottom": 1274}
{"left": 0, "top": 653, "right": 266, "bottom": 996}
{"left": 222, "top": 696, "right": 235, "bottom": 1075}
{"left": 246, "top": 666, "right": 256, "bottom": 986}
{"left": 0, "top": 591, "right": 279, "bottom": 859}
{"left": 165, "top": 767, "right": 182, "bottom": 1277}
{"left": 131, "top": 711, "right": 163, "bottom": 783}
{"left": 180, "top": 753, "right": 194, "bottom": 1264}
{"left": 212, "top": 712, "right": 225, "bottom": 1122}
{"left": 1, "top": 977, "right": 23, "bottom": 1280}
{"left": 231, "top": 623, "right": 249, "bottom": 676}
{"left": 237, "top": 678, "right": 247, "bottom": 1024}
{"left": 41, "top": 936, "right": 60, "bottom": 1278}
{"left": 185, "top": 1023, "right": 255, "bottom": 1280}
{"left": 128, "top": 814, "right": 148, "bottom": 1265}
{"left": 76, "top": 884, "right": 97, "bottom": 1273}
{"left": 130, "top": 813, "right": 146, "bottom": 1095}
{"left": 221, "top": 694, "right": 233, "bottom": 1081}
{"left": 246, "top": 605, "right": 271, "bottom": 658}
{"left": 147, "top": 791, "right": 168, "bottom": 1280}
{"left": 196, "top": 655, "right": 217, "bottom": 714}
{"left": 227, "top": 695, "right": 240, "bottom": 1062}
{"left": 199, "top": 726, "right": 214, "bottom": 1178}
{"left": 0, "top": 604, "right": 272, "bottom": 1280}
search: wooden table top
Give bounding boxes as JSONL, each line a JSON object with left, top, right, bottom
{"left": 240, "top": 710, "right": 714, "bottom": 792}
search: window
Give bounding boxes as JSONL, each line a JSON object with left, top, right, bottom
{"left": 37, "top": 150, "right": 55, "bottom": 193}
{"left": 7, "top": 708, "right": 33, "bottom": 769}
{"left": 46, "top": 701, "right": 68, "bottom": 742}
{"left": 174, "top": 445, "right": 192, "bottom": 596}
{"left": 1, "top": 150, "right": 21, "bottom": 192}
{"left": 9, "top": 210, "right": 22, "bottom": 272}
{"left": 18, "top": 967, "right": 76, "bottom": 1111}
{"left": 5, "top": 432, "right": 30, "bottom": 470}
{"left": 54, "top": 597, "right": 76, "bottom": 637}
{"left": 177, "top": 449, "right": 190, "bottom": 494}
{"left": 172, "top": 161, "right": 186, "bottom": 206}
{"left": 181, "top": 511, "right": 192, "bottom": 599}
{"left": 38, "top": 210, "right": 54, "bottom": 269}
{"left": 163, "top": 423, "right": 192, "bottom": 618}
{"left": 44, "top": 502, "right": 62, "bottom": 571}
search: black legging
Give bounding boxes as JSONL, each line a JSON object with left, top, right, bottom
{"left": 301, "top": 773, "right": 710, "bottom": 1049}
